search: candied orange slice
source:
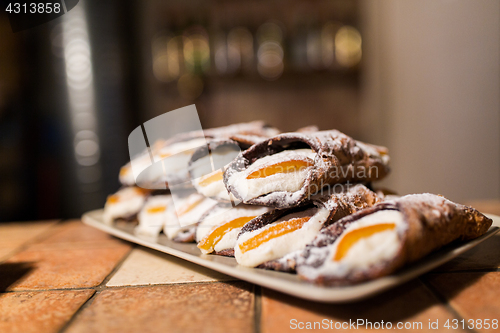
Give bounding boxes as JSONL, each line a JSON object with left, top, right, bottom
{"left": 198, "top": 215, "right": 257, "bottom": 252}
{"left": 246, "top": 160, "right": 313, "bottom": 179}
{"left": 119, "top": 166, "right": 129, "bottom": 176}
{"left": 238, "top": 216, "right": 311, "bottom": 253}
{"left": 146, "top": 206, "right": 167, "bottom": 214}
{"left": 198, "top": 170, "right": 223, "bottom": 187}
{"left": 333, "top": 223, "right": 396, "bottom": 261}
{"left": 177, "top": 196, "right": 204, "bottom": 216}
{"left": 133, "top": 187, "right": 150, "bottom": 195}
{"left": 107, "top": 195, "right": 119, "bottom": 204}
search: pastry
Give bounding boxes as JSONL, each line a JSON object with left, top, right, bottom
{"left": 103, "top": 187, "right": 150, "bottom": 225}
{"left": 196, "top": 204, "right": 271, "bottom": 255}
{"left": 224, "top": 130, "right": 390, "bottom": 209}
{"left": 171, "top": 192, "right": 219, "bottom": 227}
{"left": 189, "top": 127, "right": 315, "bottom": 203}
{"left": 135, "top": 195, "right": 172, "bottom": 236}
{"left": 296, "top": 193, "right": 493, "bottom": 285}
{"left": 119, "top": 121, "right": 279, "bottom": 189}
{"left": 234, "top": 184, "right": 380, "bottom": 269}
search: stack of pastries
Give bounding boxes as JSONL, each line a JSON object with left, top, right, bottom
{"left": 104, "top": 121, "right": 492, "bottom": 285}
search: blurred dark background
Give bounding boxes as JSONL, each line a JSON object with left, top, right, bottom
{"left": 0, "top": 0, "right": 498, "bottom": 221}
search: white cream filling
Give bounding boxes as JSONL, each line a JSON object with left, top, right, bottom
{"left": 173, "top": 193, "right": 219, "bottom": 227}
{"left": 190, "top": 146, "right": 240, "bottom": 201}
{"left": 157, "top": 138, "right": 207, "bottom": 180}
{"left": 191, "top": 167, "right": 235, "bottom": 202}
{"left": 227, "top": 149, "right": 316, "bottom": 201}
{"left": 196, "top": 205, "right": 271, "bottom": 254}
{"left": 135, "top": 195, "right": 171, "bottom": 236}
{"left": 163, "top": 203, "right": 192, "bottom": 240}
{"left": 214, "top": 228, "right": 241, "bottom": 253}
{"left": 302, "top": 210, "right": 404, "bottom": 280}
{"left": 103, "top": 187, "right": 146, "bottom": 225}
{"left": 234, "top": 206, "right": 330, "bottom": 267}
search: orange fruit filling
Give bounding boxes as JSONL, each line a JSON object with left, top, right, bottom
{"left": 198, "top": 170, "right": 223, "bottom": 187}
{"left": 107, "top": 195, "right": 119, "bottom": 204}
{"left": 333, "top": 223, "right": 396, "bottom": 261}
{"left": 238, "top": 216, "right": 311, "bottom": 253}
{"left": 146, "top": 206, "right": 167, "bottom": 214}
{"left": 246, "top": 159, "right": 313, "bottom": 179}
{"left": 198, "top": 215, "right": 257, "bottom": 252}
{"left": 176, "top": 196, "right": 204, "bottom": 216}
{"left": 119, "top": 166, "right": 129, "bottom": 176}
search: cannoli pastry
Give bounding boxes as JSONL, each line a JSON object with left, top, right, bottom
{"left": 234, "top": 184, "right": 380, "bottom": 269}
{"left": 171, "top": 192, "right": 219, "bottom": 228}
{"left": 190, "top": 127, "right": 319, "bottom": 202}
{"left": 119, "top": 121, "right": 279, "bottom": 189}
{"left": 190, "top": 138, "right": 259, "bottom": 203}
{"left": 224, "top": 130, "right": 390, "bottom": 209}
{"left": 296, "top": 194, "right": 493, "bottom": 285}
{"left": 135, "top": 195, "right": 172, "bottom": 236}
{"left": 103, "top": 187, "right": 150, "bottom": 225}
{"left": 163, "top": 203, "right": 197, "bottom": 243}
{"left": 196, "top": 204, "right": 271, "bottom": 256}
{"left": 119, "top": 139, "right": 166, "bottom": 187}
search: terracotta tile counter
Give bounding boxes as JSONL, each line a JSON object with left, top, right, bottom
{"left": 1, "top": 201, "right": 499, "bottom": 333}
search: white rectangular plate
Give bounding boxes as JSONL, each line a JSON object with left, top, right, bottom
{"left": 82, "top": 209, "right": 499, "bottom": 303}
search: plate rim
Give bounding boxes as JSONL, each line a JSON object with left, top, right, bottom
{"left": 82, "top": 209, "right": 500, "bottom": 303}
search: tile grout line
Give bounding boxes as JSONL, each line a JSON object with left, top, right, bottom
{"left": 2, "top": 280, "right": 230, "bottom": 294}
{"left": 57, "top": 245, "right": 136, "bottom": 333}
{"left": 419, "top": 277, "right": 478, "bottom": 333}
{"left": 254, "top": 285, "right": 262, "bottom": 333}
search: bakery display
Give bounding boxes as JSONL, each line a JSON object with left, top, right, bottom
{"left": 103, "top": 121, "right": 493, "bottom": 287}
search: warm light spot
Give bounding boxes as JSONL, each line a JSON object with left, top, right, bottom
{"left": 146, "top": 206, "right": 166, "bottom": 214}
{"left": 177, "top": 196, "right": 204, "bottom": 216}
{"left": 246, "top": 160, "right": 313, "bottom": 179}
{"left": 238, "top": 216, "right": 310, "bottom": 253}
{"left": 333, "top": 223, "right": 396, "bottom": 261}
{"left": 198, "top": 215, "right": 257, "bottom": 252}
{"left": 335, "top": 26, "right": 362, "bottom": 67}
{"left": 107, "top": 195, "right": 119, "bottom": 204}
{"left": 198, "top": 170, "right": 223, "bottom": 187}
